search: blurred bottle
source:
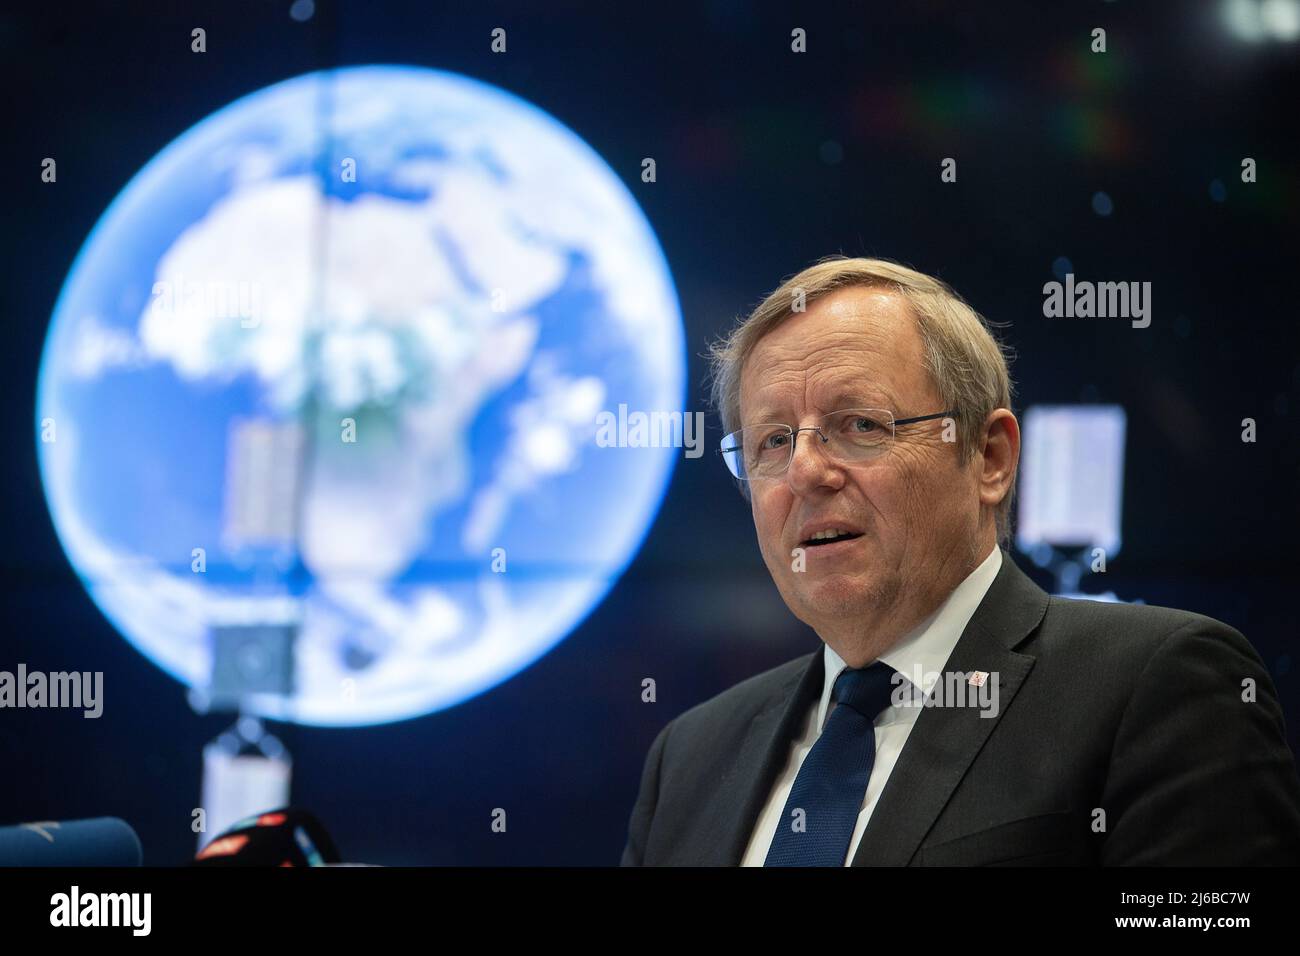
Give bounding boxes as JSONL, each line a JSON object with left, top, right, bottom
{"left": 198, "top": 715, "right": 291, "bottom": 852}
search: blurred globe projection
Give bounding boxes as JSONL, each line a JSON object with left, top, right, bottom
{"left": 37, "top": 65, "right": 684, "bottom": 725}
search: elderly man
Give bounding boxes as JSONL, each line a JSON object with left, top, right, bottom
{"left": 620, "top": 257, "right": 1300, "bottom": 866}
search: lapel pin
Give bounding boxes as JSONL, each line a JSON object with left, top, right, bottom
{"left": 968, "top": 671, "right": 989, "bottom": 687}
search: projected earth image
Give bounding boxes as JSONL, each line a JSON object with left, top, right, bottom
{"left": 36, "top": 65, "right": 684, "bottom": 725}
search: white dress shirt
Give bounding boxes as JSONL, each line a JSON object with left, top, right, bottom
{"left": 740, "top": 545, "right": 1003, "bottom": 866}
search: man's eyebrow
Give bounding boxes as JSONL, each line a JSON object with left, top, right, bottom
{"left": 824, "top": 386, "right": 895, "bottom": 409}
{"left": 744, "top": 406, "right": 787, "bottom": 426}
{"left": 744, "top": 386, "right": 897, "bottom": 425}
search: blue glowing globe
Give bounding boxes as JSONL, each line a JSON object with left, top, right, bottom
{"left": 36, "top": 66, "right": 683, "bottom": 725}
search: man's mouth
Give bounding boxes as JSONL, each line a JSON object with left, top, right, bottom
{"left": 800, "top": 529, "right": 865, "bottom": 548}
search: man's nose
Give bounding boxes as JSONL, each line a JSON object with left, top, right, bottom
{"left": 786, "top": 427, "right": 843, "bottom": 492}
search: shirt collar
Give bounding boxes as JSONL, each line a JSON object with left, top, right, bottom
{"left": 817, "top": 545, "right": 1003, "bottom": 731}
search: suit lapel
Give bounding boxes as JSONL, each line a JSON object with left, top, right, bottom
{"left": 699, "top": 649, "right": 824, "bottom": 865}
{"left": 850, "top": 550, "right": 1049, "bottom": 866}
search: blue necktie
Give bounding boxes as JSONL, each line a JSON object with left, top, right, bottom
{"left": 764, "top": 661, "right": 898, "bottom": 866}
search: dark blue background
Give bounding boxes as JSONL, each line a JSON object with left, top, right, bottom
{"left": 1, "top": 0, "right": 1297, "bottom": 864}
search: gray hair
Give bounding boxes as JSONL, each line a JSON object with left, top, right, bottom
{"left": 707, "top": 255, "right": 1017, "bottom": 547}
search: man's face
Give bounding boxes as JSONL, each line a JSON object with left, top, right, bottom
{"left": 738, "top": 286, "right": 983, "bottom": 646}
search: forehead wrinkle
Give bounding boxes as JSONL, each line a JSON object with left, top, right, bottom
{"left": 737, "top": 291, "right": 924, "bottom": 426}
{"left": 742, "top": 340, "right": 898, "bottom": 424}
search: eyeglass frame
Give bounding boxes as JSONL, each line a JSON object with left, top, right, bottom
{"left": 718, "top": 408, "right": 960, "bottom": 481}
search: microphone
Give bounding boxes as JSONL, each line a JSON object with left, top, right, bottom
{"left": 0, "top": 817, "right": 142, "bottom": 866}
{"left": 193, "top": 807, "right": 340, "bottom": 866}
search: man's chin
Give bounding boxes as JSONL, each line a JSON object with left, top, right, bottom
{"left": 790, "top": 571, "right": 893, "bottom": 618}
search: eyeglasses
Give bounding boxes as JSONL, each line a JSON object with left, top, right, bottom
{"left": 719, "top": 408, "right": 958, "bottom": 481}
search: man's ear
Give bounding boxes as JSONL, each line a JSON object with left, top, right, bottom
{"left": 977, "top": 409, "right": 1019, "bottom": 512}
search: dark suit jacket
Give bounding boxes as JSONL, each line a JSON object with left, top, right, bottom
{"left": 621, "top": 551, "right": 1300, "bottom": 865}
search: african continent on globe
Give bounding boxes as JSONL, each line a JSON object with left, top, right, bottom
{"left": 37, "top": 65, "right": 684, "bottom": 725}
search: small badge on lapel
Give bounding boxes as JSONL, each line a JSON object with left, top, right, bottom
{"left": 968, "top": 671, "right": 989, "bottom": 687}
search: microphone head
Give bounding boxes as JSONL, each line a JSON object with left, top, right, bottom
{"left": 0, "top": 817, "right": 142, "bottom": 866}
{"left": 194, "top": 807, "right": 340, "bottom": 867}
